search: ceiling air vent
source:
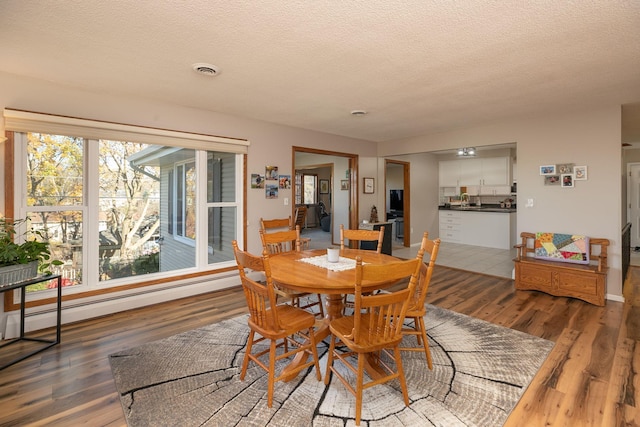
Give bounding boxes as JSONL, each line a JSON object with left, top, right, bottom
{"left": 192, "top": 63, "right": 220, "bottom": 76}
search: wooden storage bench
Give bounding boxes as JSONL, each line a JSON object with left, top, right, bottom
{"left": 513, "top": 232, "right": 609, "bottom": 306}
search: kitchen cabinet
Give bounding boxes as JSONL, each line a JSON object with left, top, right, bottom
{"left": 439, "top": 210, "right": 515, "bottom": 249}
{"left": 439, "top": 157, "right": 510, "bottom": 188}
{"left": 479, "top": 157, "right": 510, "bottom": 185}
{"left": 438, "top": 160, "right": 461, "bottom": 187}
{"left": 479, "top": 185, "right": 512, "bottom": 196}
{"left": 439, "top": 211, "right": 462, "bottom": 243}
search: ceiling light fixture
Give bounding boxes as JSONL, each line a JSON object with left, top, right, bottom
{"left": 457, "top": 147, "right": 476, "bottom": 157}
{"left": 350, "top": 110, "right": 367, "bottom": 116}
{"left": 192, "top": 63, "right": 220, "bottom": 76}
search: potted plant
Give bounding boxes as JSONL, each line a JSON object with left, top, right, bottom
{"left": 0, "top": 217, "right": 63, "bottom": 286}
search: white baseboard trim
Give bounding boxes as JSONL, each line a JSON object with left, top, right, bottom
{"left": 606, "top": 293, "right": 625, "bottom": 303}
{"left": 3, "top": 272, "right": 245, "bottom": 339}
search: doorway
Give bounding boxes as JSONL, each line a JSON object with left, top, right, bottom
{"left": 628, "top": 163, "right": 640, "bottom": 248}
{"left": 293, "top": 146, "right": 358, "bottom": 246}
{"left": 385, "top": 159, "right": 410, "bottom": 248}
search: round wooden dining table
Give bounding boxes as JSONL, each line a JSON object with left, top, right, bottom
{"left": 268, "top": 248, "right": 403, "bottom": 380}
{"left": 269, "top": 248, "right": 401, "bottom": 324}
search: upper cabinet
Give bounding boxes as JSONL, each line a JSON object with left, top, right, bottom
{"left": 477, "top": 157, "right": 510, "bottom": 186}
{"left": 439, "top": 157, "right": 511, "bottom": 187}
{"left": 438, "top": 160, "right": 462, "bottom": 187}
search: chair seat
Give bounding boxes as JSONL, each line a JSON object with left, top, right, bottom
{"left": 253, "top": 304, "right": 316, "bottom": 339}
{"left": 330, "top": 314, "right": 403, "bottom": 353}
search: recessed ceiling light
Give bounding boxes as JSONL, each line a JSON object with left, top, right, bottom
{"left": 350, "top": 110, "right": 367, "bottom": 116}
{"left": 192, "top": 63, "right": 220, "bottom": 76}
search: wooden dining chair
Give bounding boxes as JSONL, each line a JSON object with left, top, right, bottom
{"left": 232, "top": 240, "right": 322, "bottom": 408}
{"left": 259, "top": 226, "right": 325, "bottom": 318}
{"left": 340, "top": 224, "right": 384, "bottom": 253}
{"left": 294, "top": 206, "right": 307, "bottom": 230}
{"left": 340, "top": 223, "right": 386, "bottom": 311}
{"left": 324, "top": 254, "right": 423, "bottom": 426}
{"left": 399, "top": 233, "right": 441, "bottom": 370}
{"left": 260, "top": 216, "right": 310, "bottom": 250}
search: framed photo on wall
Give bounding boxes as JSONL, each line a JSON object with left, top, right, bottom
{"left": 340, "top": 180, "right": 349, "bottom": 191}
{"left": 574, "top": 166, "right": 587, "bottom": 180}
{"left": 557, "top": 163, "right": 574, "bottom": 174}
{"left": 540, "top": 165, "right": 556, "bottom": 175}
{"left": 363, "top": 177, "right": 374, "bottom": 194}
{"left": 319, "top": 179, "right": 329, "bottom": 194}
{"left": 544, "top": 175, "right": 560, "bottom": 185}
{"left": 561, "top": 174, "right": 574, "bottom": 188}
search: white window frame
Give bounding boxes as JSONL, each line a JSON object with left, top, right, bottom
{"left": 5, "top": 109, "right": 247, "bottom": 302}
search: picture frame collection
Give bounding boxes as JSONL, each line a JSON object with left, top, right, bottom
{"left": 251, "top": 166, "right": 292, "bottom": 198}
{"left": 539, "top": 163, "right": 587, "bottom": 188}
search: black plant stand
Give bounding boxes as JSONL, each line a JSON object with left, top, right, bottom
{"left": 0, "top": 274, "right": 62, "bottom": 370}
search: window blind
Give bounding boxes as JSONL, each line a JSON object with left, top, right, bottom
{"left": 3, "top": 108, "right": 249, "bottom": 154}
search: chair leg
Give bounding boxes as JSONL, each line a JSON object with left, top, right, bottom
{"left": 324, "top": 334, "right": 336, "bottom": 385}
{"left": 355, "top": 354, "right": 365, "bottom": 426}
{"left": 412, "top": 317, "right": 422, "bottom": 345}
{"left": 308, "top": 328, "right": 322, "bottom": 381}
{"left": 394, "top": 345, "right": 410, "bottom": 407}
{"left": 417, "top": 316, "right": 433, "bottom": 370}
{"left": 240, "top": 331, "right": 255, "bottom": 380}
{"left": 316, "top": 294, "right": 325, "bottom": 317}
{"left": 267, "top": 339, "right": 277, "bottom": 408}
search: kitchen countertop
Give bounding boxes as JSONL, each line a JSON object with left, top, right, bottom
{"left": 439, "top": 204, "right": 517, "bottom": 213}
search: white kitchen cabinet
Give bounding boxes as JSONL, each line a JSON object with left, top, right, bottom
{"left": 440, "top": 157, "right": 510, "bottom": 188}
{"left": 480, "top": 157, "right": 510, "bottom": 185}
{"left": 439, "top": 210, "right": 515, "bottom": 249}
{"left": 438, "top": 160, "right": 461, "bottom": 187}
{"left": 479, "top": 185, "right": 512, "bottom": 196}
{"left": 458, "top": 158, "right": 482, "bottom": 186}
{"left": 439, "top": 211, "right": 462, "bottom": 243}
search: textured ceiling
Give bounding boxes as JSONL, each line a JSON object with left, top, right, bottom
{"left": 1, "top": 1, "right": 639, "bottom": 142}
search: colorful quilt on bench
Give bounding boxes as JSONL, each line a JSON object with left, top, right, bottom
{"left": 534, "top": 232, "right": 590, "bottom": 265}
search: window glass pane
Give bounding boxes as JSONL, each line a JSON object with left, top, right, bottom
{"left": 208, "top": 206, "right": 236, "bottom": 264}
{"left": 185, "top": 161, "right": 196, "bottom": 239}
{"left": 303, "top": 175, "right": 317, "bottom": 204}
{"left": 25, "top": 211, "right": 83, "bottom": 292}
{"left": 98, "top": 140, "right": 162, "bottom": 281}
{"left": 207, "top": 152, "right": 236, "bottom": 203}
{"left": 176, "top": 164, "right": 184, "bottom": 236}
{"left": 26, "top": 133, "right": 83, "bottom": 206}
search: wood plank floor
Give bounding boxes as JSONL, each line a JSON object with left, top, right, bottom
{"left": 0, "top": 265, "right": 638, "bottom": 426}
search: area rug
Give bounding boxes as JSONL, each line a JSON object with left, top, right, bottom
{"left": 109, "top": 305, "right": 554, "bottom": 426}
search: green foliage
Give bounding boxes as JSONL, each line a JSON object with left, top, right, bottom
{"left": 0, "top": 218, "right": 64, "bottom": 274}
{"left": 132, "top": 252, "right": 160, "bottom": 275}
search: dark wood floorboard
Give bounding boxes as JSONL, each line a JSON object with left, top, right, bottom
{"left": 0, "top": 266, "right": 638, "bottom": 426}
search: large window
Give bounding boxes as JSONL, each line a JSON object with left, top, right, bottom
{"left": 6, "top": 110, "right": 247, "bottom": 299}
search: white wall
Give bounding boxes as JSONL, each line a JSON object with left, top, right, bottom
{"left": 358, "top": 156, "right": 379, "bottom": 223}
{"left": 379, "top": 106, "right": 624, "bottom": 299}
